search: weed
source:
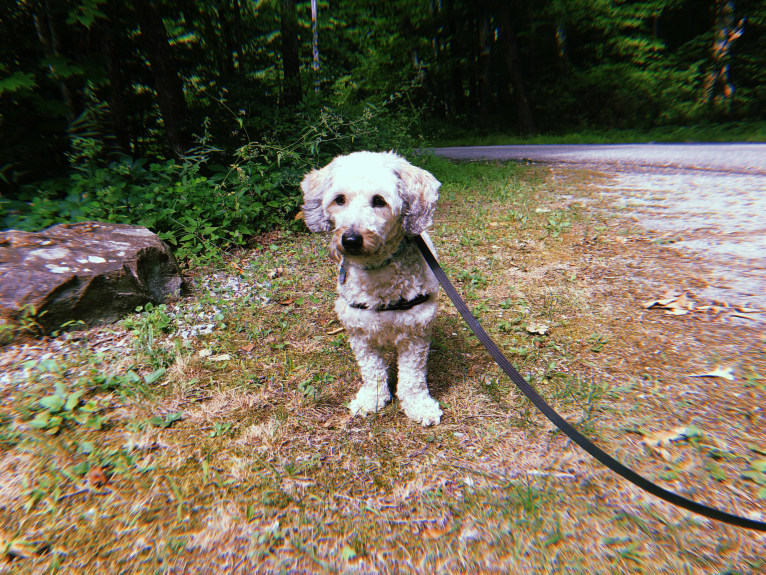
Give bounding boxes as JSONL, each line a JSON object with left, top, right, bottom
{"left": 122, "top": 303, "right": 175, "bottom": 368}
{"left": 210, "top": 422, "right": 234, "bottom": 437}
{"left": 546, "top": 211, "right": 572, "bottom": 237}
{"left": 0, "top": 303, "right": 46, "bottom": 344}
{"left": 28, "top": 381, "right": 104, "bottom": 434}
{"left": 588, "top": 333, "right": 609, "bottom": 352}
{"left": 148, "top": 412, "right": 184, "bottom": 429}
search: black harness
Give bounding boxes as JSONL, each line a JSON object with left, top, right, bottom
{"left": 349, "top": 293, "right": 430, "bottom": 312}
{"left": 339, "top": 238, "right": 432, "bottom": 313}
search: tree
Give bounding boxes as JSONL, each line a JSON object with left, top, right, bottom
{"left": 496, "top": 2, "right": 536, "bottom": 133}
{"left": 281, "top": 0, "right": 302, "bottom": 106}
{"left": 133, "top": 0, "right": 190, "bottom": 156}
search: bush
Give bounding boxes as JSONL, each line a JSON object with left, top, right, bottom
{"left": 2, "top": 100, "right": 415, "bottom": 263}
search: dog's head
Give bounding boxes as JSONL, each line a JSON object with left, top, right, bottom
{"left": 301, "top": 151, "right": 440, "bottom": 261}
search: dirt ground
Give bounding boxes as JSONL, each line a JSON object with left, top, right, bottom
{"left": 1, "top": 160, "right": 764, "bottom": 573}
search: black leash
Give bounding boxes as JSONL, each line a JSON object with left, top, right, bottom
{"left": 414, "top": 234, "right": 766, "bottom": 531}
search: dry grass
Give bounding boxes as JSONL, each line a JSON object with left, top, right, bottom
{"left": 1, "top": 157, "right": 764, "bottom": 573}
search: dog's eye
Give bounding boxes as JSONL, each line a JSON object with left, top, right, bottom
{"left": 334, "top": 195, "right": 346, "bottom": 206}
{"left": 371, "top": 195, "right": 387, "bottom": 208}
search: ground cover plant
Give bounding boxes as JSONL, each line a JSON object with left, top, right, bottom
{"left": 1, "top": 157, "right": 764, "bottom": 573}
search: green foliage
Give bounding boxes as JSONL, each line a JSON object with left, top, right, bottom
{"left": 122, "top": 303, "right": 176, "bottom": 367}
{"left": 29, "top": 381, "right": 104, "bottom": 435}
{"left": 3, "top": 98, "right": 411, "bottom": 262}
{"left": 19, "top": 357, "right": 127, "bottom": 435}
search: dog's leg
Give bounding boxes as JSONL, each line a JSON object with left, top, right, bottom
{"left": 396, "top": 336, "right": 442, "bottom": 426}
{"left": 347, "top": 337, "right": 391, "bottom": 417}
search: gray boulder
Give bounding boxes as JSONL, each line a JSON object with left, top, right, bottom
{"left": 0, "top": 222, "right": 183, "bottom": 342}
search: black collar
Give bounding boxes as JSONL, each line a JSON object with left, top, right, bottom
{"left": 349, "top": 293, "right": 431, "bottom": 312}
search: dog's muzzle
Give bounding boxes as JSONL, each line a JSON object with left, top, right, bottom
{"left": 341, "top": 230, "right": 364, "bottom": 255}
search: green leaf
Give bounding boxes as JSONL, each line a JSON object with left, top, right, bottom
{"left": 340, "top": 545, "right": 357, "bottom": 561}
{"left": 29, "top": 411, "right": 51, "bottom": 428}
{"left": 143, "top": 368, "right": 166, "bottom": 385}
{"left": 85, "top": 415, "right": 104, "bottom": 430}
{"left": 704, "top": 460, "right": 727, "bottom": 482}
{"left": 682, "top": 425, "right": 703, "bottom": 439}
{"left": 65, "top": 390, "right": 85, "bottom": 411}
{"left": 150, "top": 412, "right": 184, "bottom": 428}
{"left": 40, "top": 395, "right": 66, "bottom": 412}
{"left": 0, "top": 71, "right": 37, "bottom": 95}
{"left": 71, "top": 461, "right": 90, "bottom": 476}
{"left": 742, "top": 470, "right": 766, "bottom": 486}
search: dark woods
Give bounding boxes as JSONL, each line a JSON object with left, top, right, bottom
{"left": 1, "top": 1, "right": 764, "bottom": 250}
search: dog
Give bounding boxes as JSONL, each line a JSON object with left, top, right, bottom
{"left": 301, "top": 151, "right": 443, "bottom": 426}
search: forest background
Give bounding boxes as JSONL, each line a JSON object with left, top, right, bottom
{"left": 1, "top": 0, "right": 765, "bottom": 260}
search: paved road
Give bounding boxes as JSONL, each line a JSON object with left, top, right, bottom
{"left": 432, "top": 144, "right": 766, "bottom": 312}
{"left": 432, "top": 143, "right": 766, "bottom": 175}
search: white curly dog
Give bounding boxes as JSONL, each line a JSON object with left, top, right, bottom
{"left": 301, "top": 151, "right": 443, "bottom": 426}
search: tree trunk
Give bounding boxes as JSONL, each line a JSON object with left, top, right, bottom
{"left": 552, "top": 0, "right": 570, "bottom": 72}
{"left": 103, "top": 1, "right": 130, "bottom": 153}
{"left": 280, "top": 0, "right": 302, "bottom": 106}
{"left": 134, "top": 0, "right": 190, "bottom": 157}
{"left": 311, "top": 0, "right": 319, "bottom": 92}
{"left": 496, "top": 3, "right": 536, "bottom": 134}
{"left": 32, "top": 1, "right": 77, "bottom": 124}
{"left": 476, "top": 9, "right": 492, "bottom": 117}
{"left": 703, "top": 0, "right": 744, "bottom": 111}
{"left": 444, "top": 0, "right": 466, "bottom": 115}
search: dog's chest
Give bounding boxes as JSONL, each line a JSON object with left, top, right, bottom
{"left": 338, "top": 256, "right": 431, "bottom": 308}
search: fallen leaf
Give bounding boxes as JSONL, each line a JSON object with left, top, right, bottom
{"left": 526, "top": 321, "right": 550, "bottom": 335}
{"left": 644, "top": 296, "right": 677, "bottom": 308}
{"left": 86, "top": 466, "right": 108, "bottom": 488}
{"left": 422, "top": 525, "right": 450, "bottom": 540}
{"left": 689, "top": 365, "right": 735, "bottom": 381}
{"left": 279, "top": 298, "right": 295, "bottom": 306}
{"left": 641, "top": 425, "right": 702, "bottom": 449}
{"left": 209, "top": 353, "right": 232, "bottom": 362}
{"left": 734, "top": 305, "right": 760, "bottom": 314}
{"left": 239, "top": 343, "right": 257, "bottom": 353}
{"left": 645, "top": 292, "right": 694, "bottom": 315}
{"left": 327, "top": 327, "right": 345, "bottom": 336}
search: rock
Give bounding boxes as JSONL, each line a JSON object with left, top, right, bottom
{"left": 0, "top": 222, "right": 183, "bottom": 342}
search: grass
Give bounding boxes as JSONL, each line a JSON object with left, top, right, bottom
{"left": 429, "top": 120, "right": 766, "bottom": 147}
{"left": 1, "top": 156, "right": 764, "bottom": 572}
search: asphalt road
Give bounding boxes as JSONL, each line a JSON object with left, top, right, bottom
{"left": 431, "top": 143, "right": 766, "bottom": 175}
{"left": 431, "top": 143, "right": 766, "bottom": 312}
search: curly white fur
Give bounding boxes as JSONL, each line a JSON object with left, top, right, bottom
{"left": 301, "top": 151, "right": 443, "bottom": 426}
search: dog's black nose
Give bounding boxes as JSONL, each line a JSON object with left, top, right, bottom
{"left": 341, "top": 230, "right": 364, "bottom": 254}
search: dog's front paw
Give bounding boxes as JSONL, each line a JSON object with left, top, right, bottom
{"left": 400, "top": 394, "right": 442, "bottom": 427}
{"left": 348, "top": 388, "right": 391, "bottom": 418}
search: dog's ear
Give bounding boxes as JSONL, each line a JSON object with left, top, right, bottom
{"left": 300, "top": 164, "right": 334, "bottom": 232}
{"left": 395, "top": 159, "right": 441, "bottom": 236}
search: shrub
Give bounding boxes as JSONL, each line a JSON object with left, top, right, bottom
{"left": 1, "top": 100, "right": 414, "bottom": 263}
